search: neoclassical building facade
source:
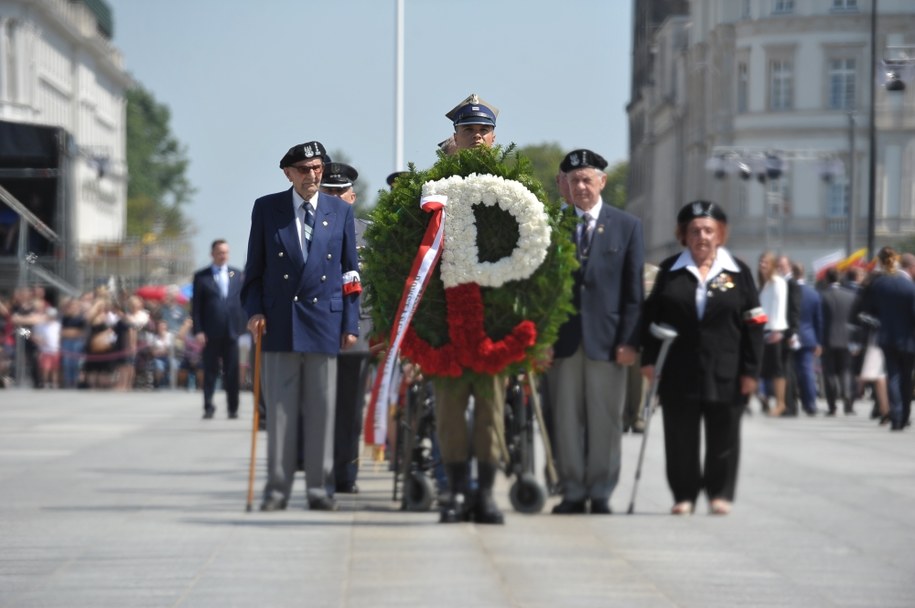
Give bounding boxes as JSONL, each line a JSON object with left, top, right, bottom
{"left": 628, "top": 0, "right": 915, "bottom": 271}
{"left": 0, "top": 0, "right": 130, "bottom": 260}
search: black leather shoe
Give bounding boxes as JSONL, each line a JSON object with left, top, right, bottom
{"left": 590, "top": 499, "right": 612, "bottom": 514}
{"left": 308, "top": 496, "right": 338, "bottom": 511}
{"left": 228, "top": 412, "right": 239, "bottom": 419}
{"left": 202, "top": 410, "right": 215, "bottom": 419}
{"left": 335, "top": 483, "right": 359, "bottom": 494}
{"left": 259, "top": 498, "right": 287, "bottom": 512}
{"left": 552, "top": 499, "right": 586, "bottom": 514}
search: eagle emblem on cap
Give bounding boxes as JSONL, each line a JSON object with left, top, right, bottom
{"left": 692, "top": 202, "right": 703, "bottom": 216}
{"left": 570, "top": 153, "right": 581, "bottom": 167}
{"left": 304, "top": 145, "right": 314, "bottom": 158}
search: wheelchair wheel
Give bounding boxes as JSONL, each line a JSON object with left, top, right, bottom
{"left": 509, "top": 473, "right": 545, "bottom": 514}
{"left": 404, "top": 471, "right": 434, "bottom": 512}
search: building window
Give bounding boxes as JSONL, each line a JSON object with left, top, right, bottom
{"left": 770, "top": 60, "right": 793, "bottom": 110}
{"left": 737, "top": 63, "right": 749, "bottom": 113}
{"left": 773, "top": 0, "right": 794, "bottom": 14}
{"left": 829, "top": 58, "right": 856, "bottom": 109}
{"left": 742, "top": 0, "right": 752, "bottom": 19}
{"left": 826, "top": 181, "right": 850, "bottom": 218}
{"left": 832, "top": 0, "right": 857, "bottom": 10}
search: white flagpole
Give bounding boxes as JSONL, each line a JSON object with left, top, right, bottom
{"left": 395, "top": 0, "right": 404, "bottom": 171}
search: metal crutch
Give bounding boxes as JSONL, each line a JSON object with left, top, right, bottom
{"left": 627, "top": 323, "right": 678, "bottom": 515}
{"left": 245, "top": 321, "right": 264, "bottom": 512}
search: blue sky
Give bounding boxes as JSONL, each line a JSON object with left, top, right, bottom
{"left": 107, "top": 0, "right": 633, "bottom": 267}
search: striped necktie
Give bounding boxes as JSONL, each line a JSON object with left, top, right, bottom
{"left": 578, "top": 212, "right": 594, "bottom": 262}
{"left": 302, "top": 202, "right": 316, "bottom": 257}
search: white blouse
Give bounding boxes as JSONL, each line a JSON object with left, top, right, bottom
{"left": 759, "top": 274, "right": 788, "bottom": 331}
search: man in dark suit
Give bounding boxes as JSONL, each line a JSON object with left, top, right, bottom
{"left": 791, "top": 262, "right": 822, "bottom": 416}
{"left": 319, "top": 161, "right": 374, "bottom": 495}
{"left": 819, "top": 267, "right": 857, "bottom": 416}
{"left": 861, "top": 248, "right": 915, "bottom": 431}
{"left": 548, "top": 149, "right": 644, "bottom": 515}
{"left": 242, "top": 140, "right": 360, "bottom": 511}
{"left": 192, "top": 239, "right": 246, "bottom": 419}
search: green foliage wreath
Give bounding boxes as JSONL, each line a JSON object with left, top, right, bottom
{"left": 362, "top": 144, "right": 578, "bottom": 377}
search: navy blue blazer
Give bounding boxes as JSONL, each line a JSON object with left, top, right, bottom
{"left": 241, "top": 188, "right": 360, "bottom": 355}
{"left": 861, "top": 272, "right": 915, "bottom": 354}
{"left": 796, "top": 282, "right": 822, "bottom": 349}
{"left": 191, "top": 264, "right": 246, "bottom": 340}
{"left": 553, "top": 203, "right": 644, "bottom": 360}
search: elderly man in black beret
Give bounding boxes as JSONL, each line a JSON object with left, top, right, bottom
{"left": 549, "top": 149, "right": 645, "bottom": 515}
{"left": 241, "top": 141, "right": 361, "bottom": 512}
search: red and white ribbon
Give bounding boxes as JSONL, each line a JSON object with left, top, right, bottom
{"left": 364, "top": 194, "right": 447, "bottom": 445}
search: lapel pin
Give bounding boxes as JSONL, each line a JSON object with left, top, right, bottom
{"left": 322, "top": 220, "right": 328, "bottom": 227}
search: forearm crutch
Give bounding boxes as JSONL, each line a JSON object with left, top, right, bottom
{"left": 627, "top": 323, "right": 678, "bottom": 515}
{"left": 245, "top": 321, "right": 264, "bottom": 512}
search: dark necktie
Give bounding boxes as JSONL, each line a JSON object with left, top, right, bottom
{"left": 302, "top": 202, "right": 316, "bottom": 257}
{"left": 578, "top": 212, "right": 594, "bottom": 262}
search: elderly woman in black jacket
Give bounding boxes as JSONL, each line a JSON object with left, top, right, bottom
{"left": 641, "top": 201, "right": 764, "bottom": 515}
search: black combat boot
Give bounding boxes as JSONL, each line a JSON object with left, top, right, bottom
{"left": 439, "top": 463, "right": 468, "bottom": 524}
{"left": 474, "top": 461, "right": 505, "bottom": 525}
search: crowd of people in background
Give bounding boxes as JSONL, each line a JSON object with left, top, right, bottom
{"left": 0, "top": 283, "right": 234, "bottom": 393}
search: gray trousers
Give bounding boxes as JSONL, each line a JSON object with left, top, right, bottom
{"left": 261, "top": 351, "right": 336, "bottom": 502}
{"left": 547, "top": 345, "right": 627, "bottom": 502}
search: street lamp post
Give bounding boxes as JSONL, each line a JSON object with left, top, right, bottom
{"left": 866, "top": 0, "right": 877, "bottom": 259}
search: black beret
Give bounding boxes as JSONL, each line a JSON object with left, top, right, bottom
{"left": 677, "top": 200, "right": 728, "bottom": 225}
{"left": 320, "top": 162, "right": 358, "bottom": 188}
{"left": 386, "top": 171, "right": 408, "bottom": 188}
{"left": 560, "top": 149, "right": 608, "bottom": 172}
{"left": 279, "top": 141, "right": 327, "bottom": 169}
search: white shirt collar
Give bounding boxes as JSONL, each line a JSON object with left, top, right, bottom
{"left": 671, "top": 246, "right": 740, "bottom": 278}
{"left": 292, "top": 188, "right": 319, "bottom": 210}
{"left": 574, "top": 198, "right": 603, "bottom": 220}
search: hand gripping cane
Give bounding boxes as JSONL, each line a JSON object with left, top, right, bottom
{"left": 627, "top": 323, "right": 678, "bottom": 515}
{"left": 245, "top": 320, "right": 265, "bottom": 512}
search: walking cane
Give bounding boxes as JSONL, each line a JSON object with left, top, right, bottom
{"left": 627, "top": 323, "right": 678, "bottom": 515}
{"left": 245, "top": 320, "right": 264, "bottom": 512}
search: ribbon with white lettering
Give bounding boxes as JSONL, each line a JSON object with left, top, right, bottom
{"left": 364, "top": 194, "right": 447, "bottom": 445}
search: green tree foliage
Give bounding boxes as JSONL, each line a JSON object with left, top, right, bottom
{"left": 604, "top": 161, "right": 629, "bottom": 209}
{"left": 516, "top": 142, "right": 566, "bottom": 204}
{"left": 125, "top": 85, "right": 195, "bottom": 238}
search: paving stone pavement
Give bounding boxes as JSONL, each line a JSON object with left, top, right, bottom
{"left": 0, "top": 388, "right": 913, "bottom": 608}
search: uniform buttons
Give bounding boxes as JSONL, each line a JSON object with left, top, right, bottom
{"left": 293, "top": 296, "right": 298, "bottom": 302}
{"left": 326, "top": 253, "right": 332, "bottom": 260}
{"left": 279, "top": 252, "right": 284, "bottom": 257}
{"left": 283, "top": 274, "right": 289, "bottom": 280}
{"left": 320, "top": 275, "right": 327, "bottom": 282}
{"left": 312, "top": 297, "right": 318, "bottom": 304}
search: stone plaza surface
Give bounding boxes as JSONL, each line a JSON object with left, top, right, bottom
{"left": 0, "top": 389, "right": 913, "bottom": 608}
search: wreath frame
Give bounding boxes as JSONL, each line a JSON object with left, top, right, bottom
{"left": 362, "top": 144, "right": 578, "bottom": 378}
